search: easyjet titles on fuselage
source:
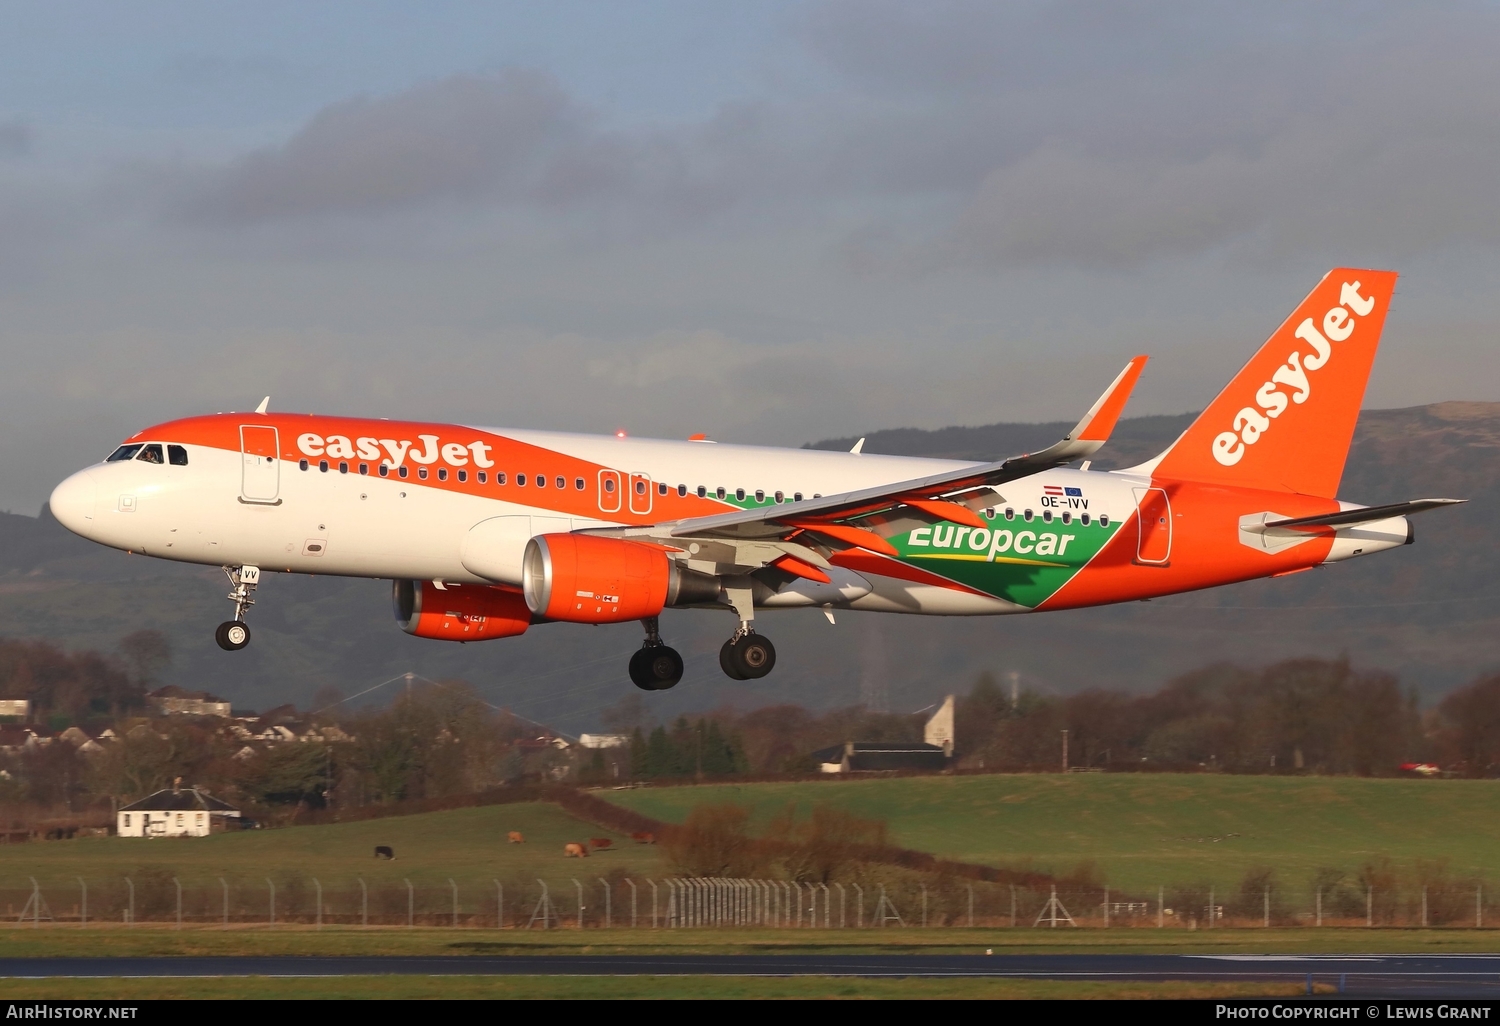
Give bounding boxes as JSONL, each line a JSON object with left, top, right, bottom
{"left": 296, "top": 432, "right": 494, "bottom": 469}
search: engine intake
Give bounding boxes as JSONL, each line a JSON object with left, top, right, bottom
{"left": 392, "top": 580, "right": 531, "bottom": 641}
{"left": 523, "top": 534, "right": 716, "bottom": 623}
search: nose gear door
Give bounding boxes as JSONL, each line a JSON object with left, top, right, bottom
{"left": 239, "top": 425, "right": 281, "bottom": 504}
{"left": 1132, "top": 487, "right": 1172, "bottom": 565}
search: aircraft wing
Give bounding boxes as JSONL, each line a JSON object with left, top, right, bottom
{"left": 583, "top": 357, "right": 1146, "bottom": 570}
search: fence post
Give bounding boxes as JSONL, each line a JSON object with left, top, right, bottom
{"left": 1104, "top": 886, "right": 1110, "bottom": 929}
{"left": 573, "top": 879, "right": 584, "bottom": 929}
{"left": 1013, "top": 884, "right": 1019, "bottom": 929}
{"left": 494, "top": 880, "right": 503, "bottom": 929}
{"left": 627, "top": 879, "right": 637, "bottom": 929}
{"left": 125, "top": 877, "right": 134, "bottom": 927}
{"left": 820, "top": 883, "right": 831, "bottom": 928}
{"left": 1422, "top": 886, "right": 1428, "bottom": 928}
{"left": 77, "top": 878, "right": 86, "bottom": 928}
{"left": 1478, "top": 885, "right": 1484, "bottom": 930}
{"left": 266, "top": 877, "right": 275, "bottom": 926}
{"left": 598, "top": 878, "right": 611, "bottom": 929}
{"left": 405, "top": 878, "right": 413, "bottom": 928}
{"left": 921, "top": 883, "right": 928, "bottom": 928}
{"left": 1157, "top": 886, "right": 1163, "bottom": 929}
{"left": 29, "top": 877, "right": 39, "bottom": 928}
{"left": 174, "top": 877, "right": 182, "bottom": 930}
{"left": 314, "top": 878, "right": 322, "bottom": 929}
{"left": 220, "top": 878, "right": 229, "bottom": 927}
{"left": 1265, "top": 885, "right": 1271, "bottom": 928}
{"left": 853, "top": 883, "right": 864, "bottom": 928}
{"left": 967, "top": 884, "right": 974, "bottom": 928}
{"left": 359, "top": 878, "right": 368, "bottom": 928}
{"left": 648, "top": 879, "right": 658, "bottom": 928}
{"left": 1368, "top": 886, "right": 1373, "bottom": 928}
{"left": 1316, "top": 886, "right": 1322, "bottom": 928}
{"left": 1208, "top": 887, "right": 1214, "bottom": 930}
{"left": 450, "top": 878, "right": 459, "bottom": 929}
{"left": 837, "top": 883, "right": 847, "bottom": 929}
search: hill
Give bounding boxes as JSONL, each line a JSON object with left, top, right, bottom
{"left": 602, "top": 773, "right": 1500, "bottom": 897}
{"left": 0, "top": 403, "right": 1494, "bottom": 725}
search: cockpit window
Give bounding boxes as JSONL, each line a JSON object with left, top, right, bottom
{"left": 106, "top": 444, "right": 143, "bottom": 462}
{"left": 167, "top": 445, "right": 188, "bottom": 466}
{"left": 136, "top": 444, "right": 164, "bottom": 464}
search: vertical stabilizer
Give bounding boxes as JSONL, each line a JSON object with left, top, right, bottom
{"left": 1150, "top": 268, "right": 1397, "bottom": 497}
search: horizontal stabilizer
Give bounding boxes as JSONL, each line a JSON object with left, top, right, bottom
{"left": 1265, "top": 498, "right": 1466, "bottom": 531}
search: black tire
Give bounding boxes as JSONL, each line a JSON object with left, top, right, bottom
{"left": 723, "top": 634, "right": 776, "bottom": 680}
{"left": 215, "top": 620, "right": 251, "bottom": 652}
{"left": 719, "top": 638, "right": 747, "bottom": 680}
{"left": 629, "top": 646, "right": 684, "bottom": 690}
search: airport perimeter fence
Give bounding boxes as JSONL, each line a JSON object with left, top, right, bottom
{"left": 0, "top": 875, "right": 1497, "bottom": 929}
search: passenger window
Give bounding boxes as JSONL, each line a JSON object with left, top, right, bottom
{"left": 735, "top": 488, "right": 745, "bottom": 501}
{"left": 1005, "top": 508, "right": 1015, "bottom": 520}
{"left": 1099, "top": 514, "right": 1110, "bottom": 528}
{"left": 379, "top": 464, "right": 389, "bottom": 477}
{"left": 697, "top": 486, "right": 706, "bottom": 498}
{"left": 498, "top": 472, "right": 508, "bottom": 485}
{"left": 556, "top": 476, "right": 565, "bottom": 489}
{"left": 437, "top": 468, "right": 447, "bottom": 481}
{"left": 167, "top": 445, "right": 189, "bottom": 466}
{"left": 319, "top": 460, "right": 329, "bottom": 473}
{"left": 418, "top": 467, "right": 428, "bottom": 480}
{"left": 106, "top": 444, "right": 144, "bottom": 462}
{"left": 457, "top": 470, "right": 467, "bottom": 482}
{"left": 678, "top": 484, "right": 687, "bottom": 497}
{"left": 478, "top": 472, "right": 487, "bottom": 483}
{"left": 136, "top": 444, "right": 164, "bottom": 465}
{"left": 1042, "top": 510, "right": 1052, "bottom": 523}
{"left": 716, "top": 487, "right": 726, "bottom": 499}
{"left": 1081, "top": 513, "right": 1091, "bottom": 526}
{"left": 575, "top": 478, "right": 585, "bottom": 490}
{"left": 359, "top": 463, "right": 369, "bottom": 475}
{"left": 755, "top": 489, "right": 765, "bottom": 502}
{"left": 657, "top": 482, "right": 668, "bottom": 496}
{"left": 794, "top": 492, "right": 803, "bottom": 502}
{"left": 635, "top": 480, "right": 646, "bottom": 495}
{"left": 1023, "top": 509, "right": 1033, "bottom": 521}
{"left": 1061, "top": 511, "right": 1071, "bottom": 525}
{"left": 300, "top": 459, "right": 310, "bottom": 471}
{"left": 339, "top": 461, "right": 349, "bottom": 474}
{"left": 536, "top": 474, "right": 545, "bottom": 488}
{"left": 517, "top": 474, "right": 527, "bottom": 486}
{"left": 399, "top": 466, "right": 409, "bottom": 479}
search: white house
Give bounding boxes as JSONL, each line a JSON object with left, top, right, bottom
{"left": 116, "top": 785, "right": 241, "bottom": 838}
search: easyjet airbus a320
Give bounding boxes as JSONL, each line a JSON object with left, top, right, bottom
{"left": 49, "top": 269, "right": 1462, "bottom": 690}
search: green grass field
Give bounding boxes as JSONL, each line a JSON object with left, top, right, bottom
{"left": 0, "top": 802, "right": 667, "bottom": 923}
{"left": 600, "top": 774, "right": 1500, "bottom": 894}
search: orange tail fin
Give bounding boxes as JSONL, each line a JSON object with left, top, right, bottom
{"left": 1150, "top": 268, "right": 1397, "bottom": 498}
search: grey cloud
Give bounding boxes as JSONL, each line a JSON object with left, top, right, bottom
{"left": 179, "top": 71, "right": 584, "bottom": 221}
{"left": 0, "top": 121, "right": 31, "bottom": 158}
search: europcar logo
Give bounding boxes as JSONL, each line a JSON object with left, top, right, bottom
{"left": 1211, "top": 280, "right": 1377, "bottom": 467}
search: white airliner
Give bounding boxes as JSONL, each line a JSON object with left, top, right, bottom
{"left": 48, "top": 269, "right": 1461, "bottom": 690}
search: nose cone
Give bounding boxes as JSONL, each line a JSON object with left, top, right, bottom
{"left": 50, "top": 468, "right": 98, "bottom": 537}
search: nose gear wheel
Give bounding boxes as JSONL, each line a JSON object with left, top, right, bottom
{"left": 215, "top": 620, "right": 251, "bottom": 651}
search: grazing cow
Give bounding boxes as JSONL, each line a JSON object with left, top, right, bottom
{"left": 563, "top": 842, "right": 588, "bottom": 858}
{"left": 630, "top": 831, "right": 656, "bottom": 845}
{"left": 374, "top": 845, "right": 395, "bottom": 860}
{"left": 589, "top": 837, "right": 612, "bottom": 850}
{"left": 507, "top": 831, "right": 525, "bottom": 844}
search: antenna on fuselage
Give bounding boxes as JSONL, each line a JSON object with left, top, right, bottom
{"left": 255, "top": 397, "right": 270, "bottom": 414}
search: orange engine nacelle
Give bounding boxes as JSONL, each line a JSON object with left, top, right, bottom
{"left": 522, "top": 534, "right": 671, "bottom": 624}
{"left": 392, "top": 580, "right": 532, "bottom": 641}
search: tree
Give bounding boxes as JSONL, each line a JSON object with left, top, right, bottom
{"left": 118, "top": 630, "right": 171, "bottom": 689}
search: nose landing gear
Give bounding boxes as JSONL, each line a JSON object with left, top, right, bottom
{"left": 629, "top": 616, "right": 684, "bottom": 691}
{"left": 215, "top": 565, "right": 259, "bottom": 652}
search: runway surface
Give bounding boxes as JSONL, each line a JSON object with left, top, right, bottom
{"left": 2, "top": 954, "right": 1499, "bottom": 996}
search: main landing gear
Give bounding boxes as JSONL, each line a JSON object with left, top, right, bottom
{"left": 629, "top": 617, "right": 684, "bottom": 691}
{"left": 215, "top": 564, "right": 259, "bottom": 652}
{"left": 719, "top": 628, "right": 776, "bottom": 680}
{"left": 717, "top": 583, "right": 775, "bottom": 680}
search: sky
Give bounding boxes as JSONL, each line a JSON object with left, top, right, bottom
{"left": 4, "top": 0, "right": 1500, "bottom": 514}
